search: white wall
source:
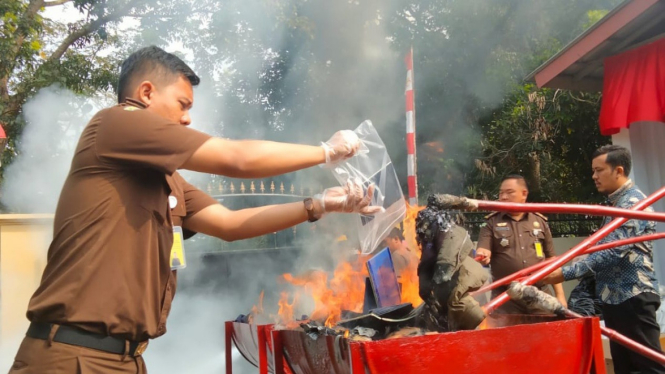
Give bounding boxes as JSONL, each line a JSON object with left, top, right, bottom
{"left": 614, "top": 122, "right": 665, "bottom": 284}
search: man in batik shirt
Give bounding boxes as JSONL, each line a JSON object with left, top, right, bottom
{"left": 543, "top": 145, "right": 664, "bottom": 374}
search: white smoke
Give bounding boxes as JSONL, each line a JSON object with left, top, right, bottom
{"left": 1, "top": 87, "right": 110, "bottom": 213}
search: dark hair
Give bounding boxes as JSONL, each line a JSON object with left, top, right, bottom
{"left": 386, "top": 227, "right": 404, "bottom": 241}
{"left": 117, "top": 46, "right": 200, "bottom": 103}
{"left": 501, "top": 174, "right": 528, "bottom": 191}
{"left": 592, "top": 145, "right": 631, "bottom": 176}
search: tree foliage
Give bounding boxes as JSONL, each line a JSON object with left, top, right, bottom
{"left": 0, "top": 0, "right": 625, "bottom": 206}
{"left": 0, "top": 0, "right": 173, "bottom": 177}
{"left": 469, "top": 85, "right": 607, "bottom": 203}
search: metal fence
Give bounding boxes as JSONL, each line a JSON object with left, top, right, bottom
{"left": 189, "top": 179, "right": 604, "bottom": 251}
{"left": 462, "top": 212, "right": 602, "bottom": 241}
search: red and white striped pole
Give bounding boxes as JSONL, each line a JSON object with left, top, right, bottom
{"left": 405, "top": 47, "right": 418, "bottom": 206}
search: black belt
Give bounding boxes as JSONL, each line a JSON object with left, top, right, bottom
{"left": 27, "top": 322, "right": 148, "bottom": 356}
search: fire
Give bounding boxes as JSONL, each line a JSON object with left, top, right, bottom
{"left": 276, "top": 292, "right": 298, "bottom": 325}
{"left": 252, "top": 202, "right": 426, "bottom": 328}
{"left": 282, "top": 258, "right": 368, "bottom": 327}
{"left": 400, "top": 202, "right": 425, "bottom": 307}
{"left": 248, "top": 291, "right": 265, "bottom": 324}
{"left": 403, "top": 202, "right": 424, "bottom": 259}
{"left": 423, "top": 140, "right": 444, "bottom": 154}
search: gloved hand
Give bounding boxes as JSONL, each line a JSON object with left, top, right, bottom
{"left": 321, "top": 130, "right": 361, "bottom": 166}
{"left": 313, "top": 178, "right": 384, "bottom": 216}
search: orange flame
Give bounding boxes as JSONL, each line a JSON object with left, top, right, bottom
{"left": 282, "top": 258, "right": 367, "bottom": 327}
{"left": 403, "top": 202, "right": 425, "bottom": 259}
{"left": 276, "top": 292, "right": 298, "bottom": 326}
{"left": 248, "top": 291, "right": 265, "bottom": 324}
{"left": 398, "top": 202, "right": 425, "bottom": 307}
{"left": 267, "top": 203, "right": 427, "bottom": 327}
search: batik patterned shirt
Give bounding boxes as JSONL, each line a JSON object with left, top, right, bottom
{"left": 562, "top": 180, "right": 659, "bottom": 305}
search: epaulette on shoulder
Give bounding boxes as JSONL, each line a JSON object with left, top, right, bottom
{"left": 484, "top": 212, "right": 499, "bottom": 220}
{"left": 534, "top": 212, "right": 548, "bottom": 221}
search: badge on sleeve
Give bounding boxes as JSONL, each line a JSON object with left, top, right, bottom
{"left": 170, "top": 226, "right": 186, "bottom": 270}
{"left": 535, "top": 241, "right": 544, "bottom": 258}
{"left": 169, "top": 196, "right": 178, "bottom": 209}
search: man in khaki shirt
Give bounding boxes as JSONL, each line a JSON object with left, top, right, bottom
{"left": 382, "top": 227, "right": 419, "bottom": 277}
{"left": 475, "top": 175, "right": 567, "bottom": 314}
{"left": 8, "top": 46, "right": 380, "bottom": 374}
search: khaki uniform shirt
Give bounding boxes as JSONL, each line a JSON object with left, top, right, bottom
{"left": 477, "top": 212, "right": 555, "bottom": 313}
{"left": 27, "top": 99, "right": 218, "bottom": 341}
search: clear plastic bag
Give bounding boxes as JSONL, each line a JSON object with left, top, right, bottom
{"left": 329, "top": 120, "right": 407, "bottom": 254}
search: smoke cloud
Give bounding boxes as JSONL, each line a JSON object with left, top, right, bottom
{"left": 1, "top": 0, "right": 622, "bottom": 372}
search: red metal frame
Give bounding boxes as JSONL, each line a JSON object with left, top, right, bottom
{"left": 471, "top": 232, "right": 665, "bottom": 296}
{"left": 476, "top": 186, "right": 665, "bottom": 366}
{"left": 566, "top": 310, "right": 665, "bottom": 366}
{"left": 225, "top": 321, "right": 293, "bottom": 374}
{"left": 225, "top": 321, "right": 233, "bottom": 374}
{"left": 269, "top": 316, "right": 606, "bottom": 374}
{"left": 469, "top": 199, "right": 665, "bottom": 222}
{"left": 483, "top": 185, "right": 665, "bottom": 314}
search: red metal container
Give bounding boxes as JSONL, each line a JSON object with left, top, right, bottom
{"left": 225, "top": 321, "right": 293, "bottom": 374}
{"left": 268, "top": 315, "right": 606, "bottom": 374}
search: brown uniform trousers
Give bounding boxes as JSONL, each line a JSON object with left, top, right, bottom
{"left": 8, "top": 329, "right": 146, "bottom": 374}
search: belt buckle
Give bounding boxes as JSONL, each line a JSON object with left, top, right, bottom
{"left": 134, "top": 341, "right": 148, "bottom": 356}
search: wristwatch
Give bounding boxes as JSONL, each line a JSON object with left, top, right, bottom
{"left": 303, "top": 198, "right": 319, "bottom": 223}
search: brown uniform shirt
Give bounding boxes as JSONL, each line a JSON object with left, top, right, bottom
{"left": 26, "top": 99, "right": 218, "bottom": 341}
{"left": 477, "top": 212, "right": 555, "bottom": 312}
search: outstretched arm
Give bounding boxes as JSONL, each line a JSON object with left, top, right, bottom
{"left": 183, "top": 179, "right": 382, "bottom": 242}
{"left": 182, "top": 130, "right": 360, "bottom": 178}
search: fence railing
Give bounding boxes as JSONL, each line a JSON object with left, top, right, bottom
{"left": 192, "top": 180, "right": 604, "bottom": 250}
{"left": 462, "top": 212, "right": 603, "bottom": 241}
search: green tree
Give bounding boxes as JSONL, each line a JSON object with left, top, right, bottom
{"left": 383, "top": 0, "right": 621, "bottom": 201}
{"left": 469, "top": 85, "right": 608, "bottom": 203}
{"left": 0, "top": 0, "right": 173, "bottom": 179}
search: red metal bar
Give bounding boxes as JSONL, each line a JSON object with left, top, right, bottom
{"left": 566, "top": 310, "right": 665, "bottom": 366}
{"left": 271, "top": 329, "right": 285, "bottom": 374}
{"left": 590, "top": 317, "right": 608, "bottom": 374}
{"left": 257, "top": 325, "right": 269, "bottom": 374}
{"left": 471, "top": 232, "right": 665, "bottom": 296}
{"left": 472, "top": 200, "right": 665, "bottom": 222}
{"left": 483, "top": 186, "right": 665, "bottom": 315}
{"left": 225, "top": 321, "right": 234, "bottom": 374}
{"left": 350, "top": 343, "right": 367, "bottom": 374}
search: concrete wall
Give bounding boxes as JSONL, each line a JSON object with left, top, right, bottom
{"left": 552, "top": 236, "right": 586, "bottom": 296}
{"left": 0, "top": 215, "right": 52, "bottom": 344}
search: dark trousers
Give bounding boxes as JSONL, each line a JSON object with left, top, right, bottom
{"left": 602, "top": 292, "right": 665, "bottom": 374}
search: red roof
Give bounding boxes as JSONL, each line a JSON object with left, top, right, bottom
{"left": 526, "top": 0, "right": 665, "bottom": 92}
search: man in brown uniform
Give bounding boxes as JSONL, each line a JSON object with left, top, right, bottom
{"left": 8, "top": 46, "right": 380, "bottom": 373}
{"left": 382, "top": 227, "right": 419, "bottom": 277}
{"left": 475, "top": 175, "right": 567, "bottom": 314}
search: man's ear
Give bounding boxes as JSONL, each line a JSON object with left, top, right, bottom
{"left": 137, "top": 81, "right": 156, "bottom": 106}
{"left": 615, "top": 166, "right": 625, "bottom": 178}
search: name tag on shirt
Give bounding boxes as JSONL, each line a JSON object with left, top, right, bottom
{"left": 170, "top": 226, "right": 186, "bottom": 270}
{"left": 535, "top": 241, "right": 544, "bottom": 258}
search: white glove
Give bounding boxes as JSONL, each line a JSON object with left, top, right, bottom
{"left": 321, "top": 130, "right": 361, "bottom": 165}
{"left": 314, "top": 178, "right": 384, "bottom": 216}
